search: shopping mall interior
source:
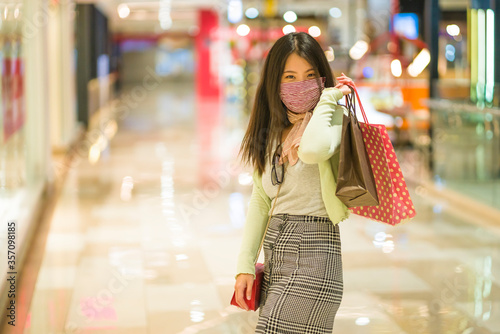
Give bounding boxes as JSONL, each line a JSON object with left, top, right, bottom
{"left": 0, "top": 0, "right": 499, "bottom": 333}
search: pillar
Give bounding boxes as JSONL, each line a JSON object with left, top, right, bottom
{"left": 195, "top": 9, "right": 222, "bottom": 186}
{"left": 195, "top": 9, "right": 221, "bottom": 99}
{"left": 424, "top": 0, "right": 440, "bottom": 99}
{"left": 24, "top": 0, "right": 51, "bottom": 184}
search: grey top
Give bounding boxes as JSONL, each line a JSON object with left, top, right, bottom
{"left": 261, "top": 143, "right": 329, "bottom": 217}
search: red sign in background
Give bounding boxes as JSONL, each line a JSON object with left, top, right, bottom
{"left": 2, "top": 41, "right": 25, "bottom": 142}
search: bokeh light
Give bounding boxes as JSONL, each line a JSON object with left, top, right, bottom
{"left": 329, "top": 7, "right": 342, "bottom": 18}
{"left": 349, "top": 40, "right": 369, "bottom": 60}
{"left": 282, "top": 24, "right": 296, "bottom": 35}
{"left": 408, "top": 48, "right": 431, "bottom": 77}
{"left": 117, "top": 4, "right": 130, "bottom": 19}
{"left": 236, "top": 24, "right": 250, "bottom": 36}
{"left": 362, "top": 66, "right": 374, "bottom": 78}
{"left": 325, "top": 46, "right": 335, "bottom": 62}
{"left": 228, "top": 0, "right": 243, "bottom": 24}
{"left": 391, "top": 59, "right": 402, "bottom": 77}
{"left": 283, "top": 11, "right": 297, "bottom": 23}
{"left": 245, "top": 7, "right": 259, "bottom": 19}
{"left": 308, "top": 26, "right": 321, "bottom": 37}
{"left": 445, "top": 44, "right": 456, "bottom": 61}
{"left": 446, "top": 24, "right": 460, "bottom": 36}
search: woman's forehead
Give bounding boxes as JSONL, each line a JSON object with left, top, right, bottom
{"left": 283, "top": 53, "right": 314, "bottom": 71}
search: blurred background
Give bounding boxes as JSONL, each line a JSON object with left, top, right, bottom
{"left": 0, "top": 0, "right": 499, "bottom": 333}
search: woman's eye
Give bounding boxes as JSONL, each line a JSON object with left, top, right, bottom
{"left": 283, "top": 73, "right": 315, "bottom": 80}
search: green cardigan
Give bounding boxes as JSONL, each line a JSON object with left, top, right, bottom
{"left": 236, "top": 87, "right": 350, "bottom": 279}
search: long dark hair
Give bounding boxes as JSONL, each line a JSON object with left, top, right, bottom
{"left": 239, "top": 32, "right": 336, "bottom": 175}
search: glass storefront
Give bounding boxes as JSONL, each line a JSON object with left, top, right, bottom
{"left": 0, "top": 0, "right": 79, "bottom": 247}
{"left": 0, "top": 0, "right": 30, "bottom": 316}
{"left": 430, "top": 1, "right": 499, "bottom": 210}
{"left": 430, "top": 100, "right": 500, "bottom": 209}
{"left": 0, "top": 0, "right": 65, "bottom": 309}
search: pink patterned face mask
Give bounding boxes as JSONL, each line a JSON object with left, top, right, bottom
{"left": 280, "top": 77, "right": 326, "bottom": 114}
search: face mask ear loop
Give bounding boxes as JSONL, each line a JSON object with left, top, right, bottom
{"left": 315, "top": 76, "right": 326, "bottom": 94}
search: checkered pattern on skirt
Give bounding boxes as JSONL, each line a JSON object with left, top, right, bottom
{"left": 255, "top": 214, "right": 343, "bottom": 334}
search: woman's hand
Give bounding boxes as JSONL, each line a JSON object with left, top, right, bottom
{"left": 234, "top": 273, "right": 254, "bottom": 311}
{"left": 335, "top": 73, "right": 354, "bottom": 96}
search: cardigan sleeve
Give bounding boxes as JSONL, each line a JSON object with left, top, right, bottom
{"left": 235, "top": 170, "right": 271, "bottom": 279}
{"left": 298, "top": 87, "right": 346, "bottom": 164}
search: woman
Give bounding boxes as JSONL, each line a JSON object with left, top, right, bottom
{"left": 234, "top": 32, "right": 353, "bottom": 333}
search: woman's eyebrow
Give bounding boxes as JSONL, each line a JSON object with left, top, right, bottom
{"left": 283, "top": 68, "right": 315, "bottom": 73}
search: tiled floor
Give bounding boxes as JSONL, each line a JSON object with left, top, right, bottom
{"left": 7, "top": 80, "right": 500, "bottom": 333}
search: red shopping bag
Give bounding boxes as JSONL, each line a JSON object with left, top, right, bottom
{"left": 346, "top": 85, "right": 416, "bottom": 225}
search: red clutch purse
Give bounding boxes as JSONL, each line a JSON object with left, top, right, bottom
{"left": 230, "top": 263, "right": 265, "bottom": 311}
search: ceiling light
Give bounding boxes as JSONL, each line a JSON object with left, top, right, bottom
{"left": 228, "top": 0, "right": 243, "bottom": 24}
{"left": 407, "top": 48, "right": 431, "bottom": 77}
{"left": 349, "top": 40, "right": 369, "bottom": 60}
{"left": 283, "top": 11, "right": 297, "bottom": 23}
{"left": 159, "top": 0, "right": 172, "bottom": 30}
{"left": 245, "top": 7, "right": 259, "bottom": 19}
{"left": 308, "top": 26, "right": 321, "bottom": 37}
{"left": 236, "top": 24, "right": 250, "bottom": 36}
{"left": 282, "top": 24, "right": 296, "bottom": 35}
{"left": 325, "top": 46, "right": 335, "bottom": 62}
{"left": 329, "top": 7, "right": 342, "bottom": 18}
{"left": 117, "top": 4, "right": 130, "bottom": 19}
{"left": 391, "top": 59, "right": 402, "bottom": 77}
{"left": 446, "top": 24, "right": 460, "bottom": 36}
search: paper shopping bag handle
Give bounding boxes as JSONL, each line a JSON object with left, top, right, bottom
{"left": 346, "top": 83, "right": 369, "bottom": 124}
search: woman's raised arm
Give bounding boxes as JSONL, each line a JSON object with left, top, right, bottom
{"left": 298, "top": 87, "right": 347, "bottom": 163}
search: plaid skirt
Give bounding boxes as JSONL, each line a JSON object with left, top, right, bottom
{"left": 255, "top": 214, "right": 343, "bottom": 334}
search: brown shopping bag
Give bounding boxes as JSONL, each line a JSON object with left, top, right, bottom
{"left": 335, "top": 93, "right": 379, "bottom": 208}
{"left": 347, "top": 85, "right": 416, "bottom": 225}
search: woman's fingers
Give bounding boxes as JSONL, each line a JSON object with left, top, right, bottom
{"left": 335, "top": 84, "right": 351, "bottom": 96}
{"left": 336, "top": 73, "right": 354, "bottom": 87}
{"left": 246, "top": 279, "right": 253, "bottom": 300}
{"left": 234, "top": 275, "right": 253, "bottom": 311}
{"left": 337, "top": 77, "right": 353, "bottom": 83}
{"left": 335, "top": 73, "right": 354, "bottom": 95}
{"left": 235, "top": 284, "right": 249, "bottom": 310}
